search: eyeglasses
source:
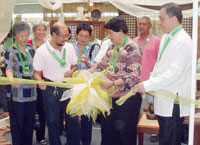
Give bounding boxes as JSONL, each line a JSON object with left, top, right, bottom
{"left": 57, "top": 33, "right": 71, "bottom": 39}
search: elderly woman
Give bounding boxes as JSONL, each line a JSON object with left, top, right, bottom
{"left": 5, "top": 21, "right": 36, "bottom": 145}
{"left": 27, "top": 21, "right": 48, "bottom": 145}
{"left": 90, "top": 16, "right": 142, "bottom": 145}
{"left": 28, "top": 21, "right": 47, "bottom": 50}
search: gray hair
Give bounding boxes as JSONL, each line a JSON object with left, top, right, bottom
{"left": 140, "top": 16, "right": 152, "bottom": 24}
{"left": 32, "top": 21, "right": 48, "bottom": 31}
{"left": 13, "top": 21, "right": 30, "bottom": 37}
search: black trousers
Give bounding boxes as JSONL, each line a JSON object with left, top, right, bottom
{"left": 9, "top": 100, "right": 36, "bottom": 145}
{"left": 0, "top": 85, "right": 8, "bottom": 112}
{"left": 157, "top": 104, "right": 184, "bottom": 145}
{"left": 100, "top": 93, "right": 142, "bottom": 145}
{"left": 35, "top": 88, "right": 46, "bottom": 142}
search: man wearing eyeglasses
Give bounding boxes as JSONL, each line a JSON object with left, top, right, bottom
{"left": 33, "top": 22, "right": 77, "bottom": 145}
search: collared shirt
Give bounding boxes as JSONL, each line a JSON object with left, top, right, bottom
{"left": 94, "top": 38, "right": 112, "bottom": 63}
{"left": 133, "top": 35, "right": 160, "bottom": 81}
{"left": 5, "top": 43, "right": 36, "bottom": 102}
{"left": 33, "top": 39, "right": 77, "bottom": 82}
{"left": 143, "top": 28, "right": 192, "bottom": 117}
{"left": 74, "top": 41, "right": 100, "bottom": 70}
{"left": 96, "top": 41, "right": 142, "bottom": 98}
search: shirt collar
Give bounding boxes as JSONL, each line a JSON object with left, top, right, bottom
{"left": 46, "top": 39, "right": 65, "bottom": 53}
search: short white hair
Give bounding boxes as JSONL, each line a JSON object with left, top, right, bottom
{"left": 32, "top": 21, "right": 48, "bottom": 31}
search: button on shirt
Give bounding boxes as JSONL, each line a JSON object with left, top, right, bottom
{"left": 143, "top": 28, "right": 192, "bottom": 117}
{"left": 133, "top": 35, "right": 160, "bottom": 81}
{"left": 33, "top": 39, "right": 77, "bottom": 82}
{"left": 74, "top": 41, "right": 100, "bottom": 70}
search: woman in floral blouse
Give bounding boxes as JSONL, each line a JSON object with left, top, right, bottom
{"left": 90, "top": 16, "right": 142, "bottom": 145}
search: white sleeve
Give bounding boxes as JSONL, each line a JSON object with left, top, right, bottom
{"left": 94, "top": 40, "right": 110, "bottom": 63}
{"left": 143, "top": 36, "right": 192, "bottom": 92}
{"left": 33, "top": 48, "right": 45, "bottom": 71}
{"left": 70, "top": 45, "right": 77, "bottom": 65}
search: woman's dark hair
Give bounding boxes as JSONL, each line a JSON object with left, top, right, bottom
{"left": 105, "top": 16, "right": 128, "bottom": 34}
{"left": 76, "top": 23, "right": 92, "bottom": 36}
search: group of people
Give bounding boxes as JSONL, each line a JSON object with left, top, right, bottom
{"left": 1, "top": 2, "right": 192, "bottom": 145}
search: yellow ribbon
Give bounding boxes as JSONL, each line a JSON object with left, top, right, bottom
{"left": 116, "top": 89, "right": 200, "bottom": 109}
{"left": 0, "top": 67, "right": 116, "bottom": 122}
{"left": 61, "top": 68, "right": 118, "bottom": 122}
{"left": 0, "top": 77, "right": 73, "bottom": 88}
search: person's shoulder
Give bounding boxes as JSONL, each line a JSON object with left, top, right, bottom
{"left": 175, "top": 30, "right": 191, "bottom": 43}
{"left": 152, "top": 34, "right": 160, "bottom": 40}
{"left": 64, "top": 42, "right": 74, "bottom": 49}
{"left": 35, "top": 43, "right": 47, "bottom": 54}
{"left": 64, "top": 42, "right": 76, "bottom": 54}
{"left": 7, "top": 44, "right": 17, "bottom": 52}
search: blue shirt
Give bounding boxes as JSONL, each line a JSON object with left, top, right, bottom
{"left": 74, "top": 41, "right": 100, "bottom": 70}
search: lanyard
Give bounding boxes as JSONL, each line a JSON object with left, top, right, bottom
{"left": 16, "top": 43, "right": 30, "bottom": 75}
{"left": 32, "top": 38, "right": 45, "bottom": 51}
{"left": 138, "top": 31, "right": 152, "bottom": 51}
{"left": 110, "top": 36, "right": 129, "bottom": 74}
{"left": 46, "top": 44, "right": 66, "bottom": 67}
{"left": 94, "top": 37, "right": 98, "bottom": 44}
{"left": 157, "top": 25, "right": 183, "bottom": 62}
{"left": 77, "top": 42, "right": 91, "bottom": 67}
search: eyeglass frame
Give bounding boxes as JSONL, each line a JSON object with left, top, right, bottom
{"left": 56, "top": 32, "right": 71, "bottom": 39}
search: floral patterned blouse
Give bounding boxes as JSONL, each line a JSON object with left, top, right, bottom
{"left": 96, "top": 41, "right": 142, "bottom": 98}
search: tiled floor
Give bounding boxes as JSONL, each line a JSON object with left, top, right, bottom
{"left": 4, "top": 123, "right": 160, "bottom": 145}
{"left": 2, "top": 100, "right": 188, "bottom": 145}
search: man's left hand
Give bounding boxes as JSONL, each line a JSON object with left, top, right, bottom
{"left": 131, "top": 82, "right": 145, "bottom": 95}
